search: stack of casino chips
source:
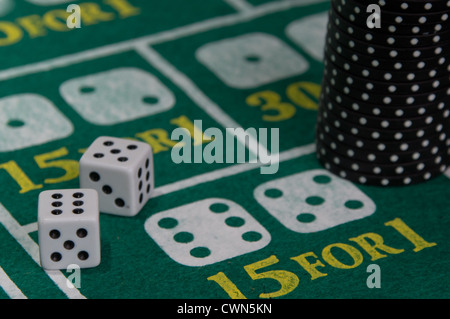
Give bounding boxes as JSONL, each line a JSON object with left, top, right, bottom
{"left": 315, "top": 0, "right": 450, "bottom": 186}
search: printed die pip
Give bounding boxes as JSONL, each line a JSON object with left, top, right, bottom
{"left": 38, "top": 189, "right": 101, "bottom": 270}
{"left": 79, "top": 136, "right": 154, "bottom": 216}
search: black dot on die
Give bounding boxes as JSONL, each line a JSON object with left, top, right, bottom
{"left": 64, "top": 240, "right": 75, "bottom": 250}
{"left": 73, "top": 201, "right": 84, "bottom": 207}
{"left": 52, "top": 201, "right": 63, "bottom": 207}
{"left": 77, "top": 228, "right": 88, "bottom": 238}
{"left": 73, "top": 192, "right": 84, "bottom": 199}
{"left": 51, "top": 209, "right": 62, "bottom": 215}
{"left": 127, "top": 145, "right": 138, "bottom": 150}
{"left": 118, "top": 157, "right": 128, "bottom": 162}
{"left": 78, "top": 251, "right": 89, "bottom": 260}
{"left": 102, "top": 185, "right": 112, "bottom": 194}
{"left": 49, "top": 229, "right": 60, "bottom": 239}
{"left": 89, "top": 172, "right": 100, "bottom": 182}
{"left": 115, "top": 198, "right": 125, "bottom": 207}
{"left": 51, "top": 252, "right": 62, "bottom": 262}
{"left": 110, "top": 149, "right": 121, "bottom": 154}
{"left": 73, "top": 208, "right": 84, "bottom": 214}
{"left": 103, "top": 141, "right": 114, "bottom": 146}
{"left": 52, "top": 193, "right": 63, "bottom": 199}
{"left": 93, "top": 153, "right": 104, "bottom": 158}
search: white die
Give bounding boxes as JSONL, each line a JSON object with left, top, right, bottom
{"left": 144, "top": 198, "right": 271, "bottom": 267}
{"left": 38, "top": 189, "right": 100, "bottom": 270}
{"left": 254, "top": 169, "right": 376, "bottom": 233}
{"left": 79, "top": 136, "right": 154, "bottom": 216}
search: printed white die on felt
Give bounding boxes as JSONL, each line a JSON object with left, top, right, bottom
{"left": 0, "top": 0, "right": 13, "bottom": 17}
{"left": 59, "top": 67, "right": 175, "bottom": 125}
{"left": 144, "top": 198, "right": 271, "bottom": 267}
{"left": 254, "top": 169, "right": 376, "bottom": 233}
{"left": 79, "top": 136, "right": 154, "bottom": 217}
{"left": 285, "top": 11, "right": 328, "bottom": 61}
{"left": 0, "top": 94, "right": 73, "bottom": 152}
{"left": 38, "top": 189, "right": 100, "bottom": 270}
{"left": 196, "top": 32, "right": 309, "bottom": 89}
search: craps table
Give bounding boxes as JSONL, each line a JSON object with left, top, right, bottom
{"left": 0, "top": 0, "right": 449, "bottom": 300}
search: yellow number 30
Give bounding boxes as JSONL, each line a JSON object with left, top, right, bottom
{"left": 246, "top": 91, "right": 296, "bottom": 122}
{"left": 246, "top": 81, "right": 321, "bottom": 122}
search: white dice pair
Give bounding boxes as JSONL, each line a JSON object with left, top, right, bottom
{"left": 38, "top": 137, "right": 154, "bottom": 270}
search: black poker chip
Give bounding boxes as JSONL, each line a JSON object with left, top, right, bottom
{"left": 324, "top": 74, "right": 449, "bottom": 111}
{"left": 317, "top": 106, "right": 449, "bottom": 160}
{"left": 318, "top": 101, "right": 448, "bottom": 142}
{"left": 327, "top": 34, "right": 449, "bottom": 72}
{"left": 324, "top": 59, "right": 450, "bottom": 95}
{"left": 316, "top": 135, "right": 448, "bottom": 177}
{"left": 322, "top": 79, "right": 450, "bottom": 120}
{"left": 327, "top": 19, "right": 450, "bottom": 60}
{"left": 317, "top": 109, "right": 449, "bottom": 158}
{"left": 330, "top": 5, "right": 450, "bottom": 48}
{"left": 333, "top": 1, "right": 448, "bottom": 35}
{"left": 323, "top": 68, "right": 450, "bottom": 106}
{"left": 333, "top": 1, "right": 450, "bottom": 34}
{"left": 321, "top": 84, "right": 450, "bottom": 130}
{"left": 352, "top": 0, "right": 450, "bottom": 14}
{"left": 325, "top": 44, "right": 450, "bottom": 83}
{"left": 333, "top": 0, "right": 450, "bottom": 29}
{"left": 317, "top": 111, "right": 448, "bottom": 153}
{"left": 316, "top": 140, "right": 449, "bottom": 187}
{"left": 316, "top": 129, "right": 448, "bottom": 166}
{"left": 315, "top": 0, "right": 450, "bottom": 186}
{"left": 326, "top": 33, "right": 449, "bottom": 74}
{"left": 316, "top": 123, "right": 450, "bottom": 166}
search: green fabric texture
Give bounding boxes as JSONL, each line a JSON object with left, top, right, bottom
{"left": 0, "top": 0, "right": 448, "bottom": 299}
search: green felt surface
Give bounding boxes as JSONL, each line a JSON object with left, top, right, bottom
{"left": 0, "top": 0, "right": 449, "bottom": 299}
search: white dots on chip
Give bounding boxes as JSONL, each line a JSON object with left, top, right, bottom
{"left": 390, "top": 155, "right": 399, "bottom": 163}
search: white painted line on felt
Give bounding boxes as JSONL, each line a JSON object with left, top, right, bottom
{"left": 222, "top": 0, "right": 254, "bottom": 12}
{"left": 151, "top": 143, "right": 316, "bottom": 198}
{"left": 21, "top": 222, "right": 38, "bottom": 234}
{"left": 134, "top": 44, "right": 268, "bottom": 160}
{"left": 0, "top": 266, "right": 27, "bottom": 299}
{"left": 0, "top": 204, "right": 86, "bottom": 299}
{"left": 0, "top": 0, "right": 327, "bottom": 82}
